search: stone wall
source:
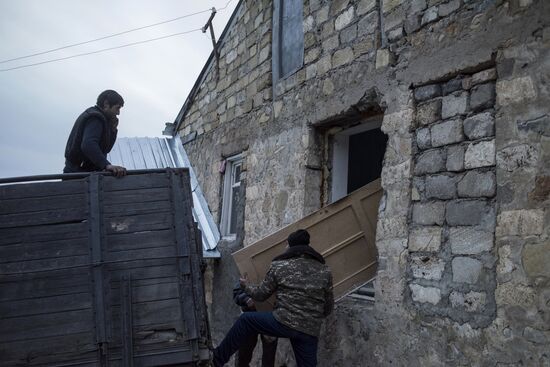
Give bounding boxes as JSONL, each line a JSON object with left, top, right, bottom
{"left": 175, "top": 0, "right": 550, "bottom": 365}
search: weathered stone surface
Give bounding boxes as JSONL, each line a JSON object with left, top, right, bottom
{"left": 421, "top": 6, "right": 438, "bottom": 25}
{"left": 470, "top": 83, "right": 495, "bottom": 111}
{"left": 377, "top": 216, "right": 408, "bottom": 239}
{"left": 412, "top": 202, "right": 445, "bottom": 225}
{"left": 376, "top": 49, "right": 394, "bottom": 68}
{"left": 383, "top": 0, "right": 404, "bottom": 13}
{"left": 446, "top": 200, "right": 494, "bottom": 226}
{"left": 517, "top": 115, "right": 550, "bottom": 137}
{"left": 465, "top": 140, "right": 495, "bottom": 169}
{"left": 411, "top": 255, "right": 445, "bottom": 280}
{"left": 335, "top": 6, "right": 355, "bottom": 30}
{"left": 425, "top": 174, "right": 456, "bottom": 199}
{"left": 417, "top": 127, "right": 431, "bottom": 150}
{"left": 471, "top": 68, "right": 497, "bottom": 86}
{"left": 496, "top": 76, "right": 537, "bottom": 105}
{"left": 382, "top": 159, "right": 411, "bottom": 186}
{"left": 431, "top": 119, "right": 464, "bottom": 147}
{"left": 522, "top": 242, "right": 550, "bottom": 278}
{"left": 387, "top": 27, "right": 404, "bottom": 42}
{"left": 457, "top": 170, "right": 496, "bottom": 198}
{"left": 340, "top": 24, "right": 358, "bottom": 43}
{"left": 410, "top": 0, "right": 427, "bottom": 13}
{"left": 357, "top": 0, "right": 376, "bottom": 15}
{"left": 332, "top": 47, "right": 355, "bottom": 67}
{"left": 415, "top": 84, "right": 441, "bottom": 102}
{"left": 442, "top": 91, "right": 469, "bottom": 119}
{"left": 410, "top": 284, "right": 441, "bottom": 304}
{"left": 450, "top": 291, "right": 486, "bottom": 312}
{"left": 446, "top": 145, "right": 465, "bottom": 172}
{"left": 528, "top": 176, "right": 550, "bottom": 202}
{"left": 496, "top": 144, "right": 538, "bottom": 172}
{"left": 412, "top": 176, "right": 425, "bottom": 201}
{"left": 416, "top": 99, "right": 442, "bottom": 126}
{"left": 415, "top": 149, "right": 446, "bottom": 175}
{"left": 452, "top": 257, "right": 483, "bottom": 284}
{"left": 496, "top": 209, "right": 544, "bottom": 236}
{"left": 442, "top": 78, "right": 463, "bottom": 95}
{"left": 438, "top": 0, "right": 461, "bottom": 17}
{"left": 409, "top": 226, "right": 442, "bottom": 252}
{"left": 523, "top": 327, "right": 548, "bottom": 344}
{"left": 358, "top": 11, "right": 379, "bottom": 35}
{"left": 450, "top": 227, "right": 494, "bottom": 254}
{"left": 464, "top": 112, "right": 495, "bottom": 140}
{"left": 382, "top": 109, "right": 414, "bottom": 134}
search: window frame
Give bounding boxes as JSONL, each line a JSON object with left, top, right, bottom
{"left": 272, "top": 0, "right": 304, "bottom": 87}
{"left": 220, "top": 154, "right": 244, "bottom": 238}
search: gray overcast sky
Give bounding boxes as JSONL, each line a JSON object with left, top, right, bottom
{"left": 0, "top": 0, "right": 237, "bottom": 178}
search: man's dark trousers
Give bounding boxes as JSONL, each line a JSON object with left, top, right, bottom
{"left": 235, "top": 332, "right": 277, "bottom": 367}
{"left": 213, "top": 312, "right": 318, "bottom": 367}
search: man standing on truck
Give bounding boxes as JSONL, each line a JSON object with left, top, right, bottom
{"left": 213, "top": 229, "right": 334, "bottom": 367}
{"left": 63, "top": 90, "right": 126, "bottom": 176}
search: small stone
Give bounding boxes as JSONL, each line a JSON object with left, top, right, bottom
{"left": 438, "top": 0, "right": 460, "bottom": 17}
{"left": 431, "top": 119, "right": 464, "bottom": 147}
{"left": 415, "top": 149, "right": 446, "bottom": 175}
{"left": 357, "top": 0, "right": 377, "bottom": 15}
{"left": 383, "top": 0, "right": 404, "bottom": 13}
{"left": 421, "top": 6, "right": 439, "bottom": 25}
{"left": 496, "top": 144, "right": 538, "bottom": 172}
{"left": 450, "top": 291, "right": 486, "bottom": 312}
{"left": 405, "top": 14, "right": 422, "bottom": 33}
{"left": 442, "top": 78, "right": 463, "bottom": 95}
{"left": 446, "top": 145, "right": 465, "bottom": 172}
{"left": 470, "top": 83, "right": 495, "bottom": 112}
{"left": 358, "top": 11, "right": 379, "bottom": 35}
{"left": 457, "top": 170, "right": 496, "bottom": 198}
{"left": 471, "top": 68, "right": 497, "bottom": 86}
{"left": 387, "top": 27, "right": 404, "bottom": 42}
{"left": 446, "top": 200, "right": 495, "bottom": 227}
{"left": 496, "top": 209, "right": 544, "bottom": 236}
{"left": 416, "top": 99, "right": 442, "bottom": 126}
{"left": 464, "top": 140, "right": 495, "bottom": 169}
{"left": 425, "top": 174, "right": 456, "bottom": 199}
{"left": 522, "top": 242, "right": 550, "bottom": 278}
{"left": 409, "top": 226, "right": 442, "bottom": 252}
{"left": 464, "top": 112, "right": 495, "bottom": 140}
{"left": 410, "top": 284, "right": 441, "bottom": 305}
{"left": 452, "top": 257, "right": 483, "bottom": 284}
{"left": 415, "top": 84, "right": 442, "bottom": 102}
{"left": 411, "top": 255, "right": 445, "bottom": 280}
{"left": 442, "top": 92, "right": 469, "bottom": 119}
{"left": 417, "top": 127, "right": 431, "bottom": 150}
{"left": 517, "top": 115, "right": 550, "bottom": 137}
{"left": 376, "top": 49, "right": 394, "bottom": 68}
{"left": 450, "top": 227, "right": 494, "bottom": 254}
{"left": 322, "top": 35, "right": 340, "bottom": 53}
{"left": 496, "top": 76, "right": 537, "bottom": 106}
{"left": 412, "top": 202, "right": 445, "bottom": 226}
{"left": 322, "top": 78, "right": 335, "bottom": 95}
{"left": 332, "top": 47, "right": 354, "bottom": 67}
{"left": 340, "top": 24, "right": 358, "bottom": 43}
{"left": 410, "top": 0, "right": 427, "bottom": 14}
{"left": 335, "top": 6, "right": 355, "bottom": 30}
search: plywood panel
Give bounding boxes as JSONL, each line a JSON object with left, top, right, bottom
{"left": 233, "top": 179, "right": 382, "bottom": 302}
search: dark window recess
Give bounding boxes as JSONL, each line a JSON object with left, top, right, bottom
{"left": 272, "top": 0, "right": 304, "bottom": 84}
{"left": 347, "top": 128, "right": 388, "bottom": 193}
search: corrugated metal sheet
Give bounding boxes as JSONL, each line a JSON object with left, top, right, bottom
{"left": 108, "top": 137, "right": 220, "bottom": 257}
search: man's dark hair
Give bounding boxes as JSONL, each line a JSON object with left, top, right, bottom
{"left": 97, "top": 90, "right": 124, "bottom": 108}
{"left": 287, "top": 229, "right": 310, "bottom": 247}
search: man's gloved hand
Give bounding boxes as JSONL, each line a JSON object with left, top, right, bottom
{"left": 105, "top": 164, "right": 127, "bottom": 177}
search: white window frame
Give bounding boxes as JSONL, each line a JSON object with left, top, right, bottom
{"left": 331, "top": 118, "right": 383, "bottom": 203}
{"left": 220, "top": 154, "right": 243, "bottom": 238}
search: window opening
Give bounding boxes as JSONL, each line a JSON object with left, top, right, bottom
{"left": 331, "top": 118, "right": 387, "bottom": 202}
{"left": 272, "top": 0, "right": 304, "bottom": 85}
{"left": 221, "top": 155, "right": 243, "bottom": 237}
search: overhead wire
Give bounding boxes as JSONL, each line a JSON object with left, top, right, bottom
{"left": 0, "top": 0, "right": 237, "bottom": 71}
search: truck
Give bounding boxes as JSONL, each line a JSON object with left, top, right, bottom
{"left": 0, "top": 169, "right": 211, "bottom": 366}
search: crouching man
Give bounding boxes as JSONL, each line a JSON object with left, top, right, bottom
{"left": 213, "top": 229, "right": 334, "bottom": 367}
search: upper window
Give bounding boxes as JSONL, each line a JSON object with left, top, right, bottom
{"left": 272, "top": 0, "right": 304, "bottom": 84}
{"left": 221, "top": 155, "right": 243, "bottom": 237}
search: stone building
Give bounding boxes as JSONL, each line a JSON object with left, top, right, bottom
{"left": 169, "top": 0, "right": 550, "bottom": 365}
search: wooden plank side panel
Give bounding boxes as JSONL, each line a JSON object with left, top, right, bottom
{"left": 0, "top": 179, "right": 86, "bottom": 200}
{"left": 0, "top": 222, "right": 88, "bottom": 246}
{"left": 0, "top": 207, "right": 88, "bottom": 229}
{"left": 0, "top": 271, "right": 91, "bottom": 301}
{"left": 0, "top": 193, "right": 87, "bottom": 215}
{"left": 0, "top": 292, "right": 92, "bottom": 318}
{"left": 102, "top": 172, "right": 170, "bottom": 192}
{"left": 0, "top": 237, "right": 88, "bottom": 263}
{"left": 107, "top": 229, "right": 175, "bottom": 252}
{"left": 233, "top": 179, "right": 382, "bottom": 301}
{"left": 104, "top": 212, "right": 174, "bottom": 235}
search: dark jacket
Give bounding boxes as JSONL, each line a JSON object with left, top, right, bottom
{"left": 64, "top": 106, "right": 117, "bottom": 172}
{"left": 244, "top": 246, "right": 334, "bottom": 337}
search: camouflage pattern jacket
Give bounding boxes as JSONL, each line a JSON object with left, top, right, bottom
{"left": 244, "top": 255, "right": 334, "bottom": 337}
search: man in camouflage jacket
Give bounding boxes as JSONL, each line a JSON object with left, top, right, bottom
{"left": 213, "top": 229, "right": 333, "bottom": 367}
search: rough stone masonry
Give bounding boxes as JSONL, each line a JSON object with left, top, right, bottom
{"left": 175, "top": 0, "right": 550, "bottom": 365}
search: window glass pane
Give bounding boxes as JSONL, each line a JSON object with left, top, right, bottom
{"left": 233, "top": 163, "right": 242, "bottom": 185}
{"left": 281, "top": 0, "right": 304, "bottom": 77}
{"left": 229, "top": 185, "right": 241, "bottom": 234}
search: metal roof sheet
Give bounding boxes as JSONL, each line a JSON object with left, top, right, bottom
{"left": 108, "top": 137, "right": 220, "bottom": 258}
